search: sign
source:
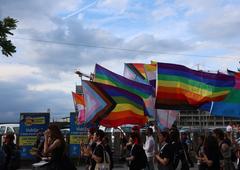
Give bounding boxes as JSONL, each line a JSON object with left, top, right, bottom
{"left": 19, "top": 112, "right": 50, "bottom": 159}
{"left": 69, "top": 112, "right": 88, "bottom": 158}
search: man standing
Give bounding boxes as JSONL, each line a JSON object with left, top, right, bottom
{"left": 143, "top": 127, "right": 155, "bottom": 170}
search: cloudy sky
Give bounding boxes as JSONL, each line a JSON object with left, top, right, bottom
{"left": 1, "top": 0, "right": 240, "bottom": 122}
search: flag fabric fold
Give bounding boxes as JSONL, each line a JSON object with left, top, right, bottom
{"left": 156, "top": 62, "right": 235, "bottom": 110}
{"left": 156, "top": 110, "right": 178, "bottom": 130}
{"left": 206, "top": 72, "right": 240, "bottom": 118}
{"left": 94, "top": 64, "right": 155, "bottom": 117}
{"left": 124, "top": 63, "right": 148, "bottom": 84}
{"left": 72, "top": 92, "right": 85, "bottom": 124}
{"left": 82, "top": 80, "right": 147, "bottom": 127}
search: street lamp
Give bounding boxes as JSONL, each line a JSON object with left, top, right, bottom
{"left": 75, "top": 70, "right": 94, "bottom": 81}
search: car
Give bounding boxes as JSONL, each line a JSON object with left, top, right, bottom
{"left": 0, "top": 124, "right": 19, "bottom": 145}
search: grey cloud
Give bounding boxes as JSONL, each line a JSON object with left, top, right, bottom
{"left": 125, "top": 34, "right": 192, "bottom": 53}
{"left": 0, "top": 81, "right": 73, "bottom": 122}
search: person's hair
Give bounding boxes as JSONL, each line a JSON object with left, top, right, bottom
{"left": 95, "top": 129, "right": 105, "bottom": 141}
{"left": 160, "top": 131, "right": 170, "bottom": 143}
{"left": 48, "top": 124, "right": 64, "bottom": 142}
{"left": 213, "top": 128, "right": 224, "bottom": 140}
{"left": 199, "top": 135, "right": 205, "bottom": 142}
{"left": 130, "top": 132, "right": 141, "bottom": 144}
{"left": 103, "top": 136, "right": 109, "bottom": 144}
{"left": 147, "top": 127, "right": 153, "bottom": 135}
{"left": 204, "top": 135, "right": 219, "bottom": 153}
{"left": 169, "top": 129, "right": 180, "bottom": 143}
{"left": 89, "top": 127, "right": 96, "bottom": 135}
{"left": 5, "top": 133, "right": 15, "bottom": 143}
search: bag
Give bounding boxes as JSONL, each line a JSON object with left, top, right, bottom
{"left": 95, "top": 150, "right": 110, "bottom": 170}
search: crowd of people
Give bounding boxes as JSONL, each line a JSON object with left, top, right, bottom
{"left": 1, "top": 123, "right": 240, "bottom": 170}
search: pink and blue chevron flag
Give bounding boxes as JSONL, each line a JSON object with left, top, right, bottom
{"left": 156, "top": 110, "right": 179, "bottom": 130}
{"left": 94, "top": 64, "right": 155, "bottom": 117}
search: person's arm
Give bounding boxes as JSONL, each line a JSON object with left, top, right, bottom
{"left": 43, "top": 138, "right": 61, "bottom": 155}
{"left": 126, "top": 155, "right": 135, "bottom": 161}
{"left": 155, "top": 154, "right": 169, "bottom": 165}
{"left": 92, "top": 153, "right": 102, "bottom": 163}
{"left": 202, "top": 153, "right": 213, "bottom": 167}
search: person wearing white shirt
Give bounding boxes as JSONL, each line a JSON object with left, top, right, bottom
{"left": 143, "top": 127, "right": 155, "bottom": 170}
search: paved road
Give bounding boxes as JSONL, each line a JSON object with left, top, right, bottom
{"left": 20, "top": 163, "right": 199, "bottom": 170}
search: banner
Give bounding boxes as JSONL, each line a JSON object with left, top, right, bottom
{"left": 69, "top": 112, "right": 88, "bottom": 158}
{"left": 19, "top": 112, "right": 50, "bottom": 159}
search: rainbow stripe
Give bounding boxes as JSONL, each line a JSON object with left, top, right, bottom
{"left": 156, "top": 63, "right": 235, "bottom": 109}
{"left": 204, "top": 71, "right": 240, "bottom": 118}
{"left": 94, "top": 64, "right": 154, "bottom": 116}
{"left": 97, "top": 83, "right": 148, "bottom": 127}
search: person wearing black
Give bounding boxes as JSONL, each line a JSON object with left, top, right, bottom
{"left": 180, "top": 132, "right": 194, "bottom": 169}
{"left": 2, "top": 133, "right": 20, "bottom": 170}
{"left": 155, "top": 131, "right": 174, "bottom": 170}
{"left": 126, "top": 132, "right": 147, "bottom": 170}
{"left": 102, "top": 136, "right": 113, "bottom": 170}
{"left": 91, "top": 129, "right": 110, "bottom": 170}
{"left": 200, "top": 135, "right": 221, "bottom": 170}
{"left": 196, "top": 135, "right": 207, "bottom": 170}
{"left": 43, "top": 124, "right": 76, "bottom": 170}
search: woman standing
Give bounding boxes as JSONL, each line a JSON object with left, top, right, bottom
{"left": 43, "top": 124, "right": 76, "bottom": 170}
{"left": 126, "top": 132, "right": 147, "bottom": 170}
{"left": 155, "top": 131, "right": 174, "bottom": 170}
{"left": 200, "top": 135, "right": 221, "bottom": 170}
{"left": 196, "top": 135, "right": 207, "bottom": 170}
{"left": 2, "top": 133, "right": 20, "bottom": 170}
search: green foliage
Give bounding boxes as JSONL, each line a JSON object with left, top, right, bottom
{"left": 0, "top": 17, "right": 18, "bottom": 57}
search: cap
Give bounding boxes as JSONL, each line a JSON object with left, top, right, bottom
{"left": 226, "top": 125, "right": 232, "bottom": 132}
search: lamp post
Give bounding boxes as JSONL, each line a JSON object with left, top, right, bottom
{"left": 75, "top": 70, "right": 94, "bottom": 81}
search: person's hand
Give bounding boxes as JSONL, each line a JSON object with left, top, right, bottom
{"left": 44, "top": 129, "right": 50, "bottom": 137}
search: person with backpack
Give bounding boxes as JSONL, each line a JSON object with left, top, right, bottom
{"left": 155, "top": 131, "right": 174, "bottom": 170}
{"left": 126, "top": 132, "right": 147, "bottom": 170}
{"left": 213, "top": 128, "right": 235, "bottom": 170}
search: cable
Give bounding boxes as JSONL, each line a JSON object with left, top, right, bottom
{"left": 12, "top": 37, "right": 238, "bottom": 59}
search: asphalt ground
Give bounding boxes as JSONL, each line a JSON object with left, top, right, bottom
{"left": 19, "top": 163, "right": 199, "bottom": 170}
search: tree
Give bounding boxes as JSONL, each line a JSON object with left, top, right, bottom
{"left": 0, "top": 17, "right": 18, "bottom": 57}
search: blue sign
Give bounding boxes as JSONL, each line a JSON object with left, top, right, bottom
{"left": 19, "top": 112, "right": 50, "bottom": 159}
{"left": 69, "top": 112, "right": 88, "bottom": 158}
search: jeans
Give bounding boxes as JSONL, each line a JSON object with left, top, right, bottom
{"left": 145, "top": 156, "right": 155, "bottom": 170}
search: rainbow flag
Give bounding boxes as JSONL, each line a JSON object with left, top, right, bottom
{"left": 207, "top": 72, "right": 240, "bottom": 118}
{"left": 156, "top": 63, "right": 235, "bottom": 109}
{"left": 94, "top": 64, "right": 155, "bottom": 117}
{"left": 82, "top": 81, "right": 147, "bottom": 127}
{"left": 72, "top": 92, "right": 85, "bottom": 124}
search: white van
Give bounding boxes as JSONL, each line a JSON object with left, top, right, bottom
{"left": 0, "top": 124, "right": 19, "bottom": 145}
